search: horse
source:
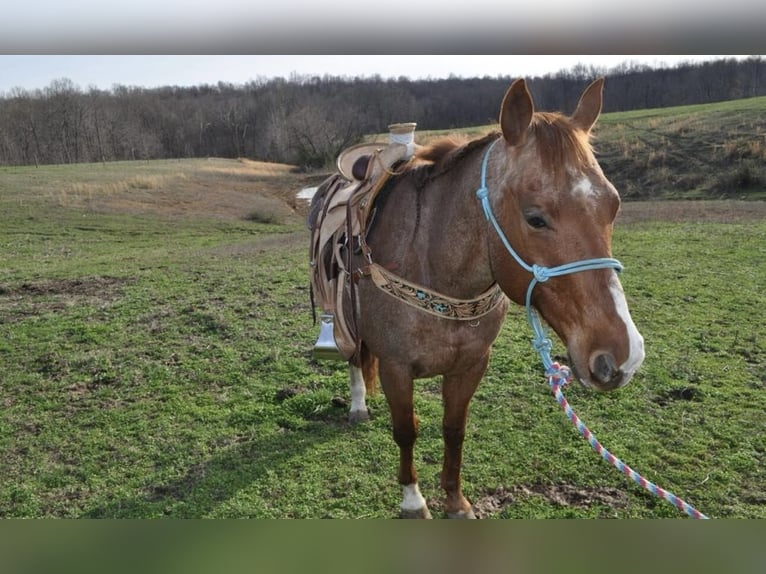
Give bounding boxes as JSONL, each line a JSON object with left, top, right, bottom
{"left": 326, "top": 78, "right": 645, "bottom": 518}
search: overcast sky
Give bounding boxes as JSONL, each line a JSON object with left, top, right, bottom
{"left": 1, "top": 0, "right": 763, "bottom": 56}
{"left": 0, "top": 55, "right": 753, "bottom": 95}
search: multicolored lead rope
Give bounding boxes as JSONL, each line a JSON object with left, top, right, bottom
{"left": 546, "top": 362, "right": 709, "bottom": 519}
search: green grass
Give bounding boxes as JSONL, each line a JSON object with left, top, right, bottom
{"left": 1, "top": 158, "right": 764, "bottom": 519}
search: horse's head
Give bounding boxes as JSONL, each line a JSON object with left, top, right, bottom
{"left": 487, "top": 78, "right": 644, "bottom": 391}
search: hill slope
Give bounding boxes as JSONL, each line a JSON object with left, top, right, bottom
{"left": 595, "top": 96, "right": 766, "bottom": 200}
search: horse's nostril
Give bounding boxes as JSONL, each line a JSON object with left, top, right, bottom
{"left": 591, "top": 352, "right": 621, "bottom": 388}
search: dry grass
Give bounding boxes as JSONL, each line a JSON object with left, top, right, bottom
{"left": 747, "top": 139, "right": 765, "bottom": 160}
{"left": 199, "top": 158, "right": 295, "bottom": 180}
{"left": 61, "top": 174, "right": 185, "bottom": 204}
{"left": 596, "top": 96, "right": 766, "bottom": 200}
{"left": 42, "top": 158, "right": 321, "bottom": 223}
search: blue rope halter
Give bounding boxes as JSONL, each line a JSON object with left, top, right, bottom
{"left": 476, "top": 137, "right": 709, "bottom": 519}
{"left": 475, "top": 138, "right": 623, "bottom": 370}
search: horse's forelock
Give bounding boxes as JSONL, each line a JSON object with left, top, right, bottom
{"left": 527, "top": 112, "right": 594, "bottom": 180}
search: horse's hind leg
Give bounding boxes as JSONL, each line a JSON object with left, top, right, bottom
{"left": 348, "top": 345, "right": 378, "bottom": 424}
{"left": 441, "top": 354, "right": 489, "bottom": 519}
{"left": 348, "top": 365, "right": 369, "bottom": 423}
{"left": 379, "top": 362, "right": 431, "bottom": 519}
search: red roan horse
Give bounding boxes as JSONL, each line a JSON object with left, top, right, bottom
{"left": 333, "top": 79, "right": 644, "bottom": 518}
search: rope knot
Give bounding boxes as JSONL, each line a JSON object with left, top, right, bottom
{"left": 546, "top": 362, "right": 572, "bottom": 388}
{"left": 532, "top": 264, "right": 551, "bottom": 283}
{"left": 532, "top": 335, "right": 552, "bottom": 355}
{"left": 475, "top": 187, "right": 491, "bottom": 221}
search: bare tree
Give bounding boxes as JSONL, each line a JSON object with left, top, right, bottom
{"left": 0, "top": 58, "right": 763, "bottom": 167}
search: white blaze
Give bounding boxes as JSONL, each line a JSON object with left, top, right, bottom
{"left": 572, "top": 175, "right": 597, "bottom": 199}
{"left": 609, "top": 275, "right": 645, "bottom": 382}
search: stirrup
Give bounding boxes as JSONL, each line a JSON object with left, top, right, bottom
{"left": 312, "top": 312, "right": 344, "bottom": 361}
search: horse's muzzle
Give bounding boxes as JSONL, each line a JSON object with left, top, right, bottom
{"left": 570, "top": 351, "right": 628, "bottom": 391}
{"left": 589, "top": 352, "right": 625, "bottom": 391}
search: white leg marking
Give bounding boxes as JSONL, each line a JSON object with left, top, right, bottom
{"left": 609, "top": 276, "right": 645, "bottom": 382}
{"left": 401, "top": 483, "right": 427, "bottom": 512}
{"left": 348, "top": 365, "right": 367, "bottom": 416}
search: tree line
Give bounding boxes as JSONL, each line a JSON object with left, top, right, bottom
{"left": 0, "top": 56, "right": 763, "bottom": 169}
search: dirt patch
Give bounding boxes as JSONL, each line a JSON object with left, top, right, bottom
{"left": 470, "top": 484, "right": 629, "bottom": 518}
{"left": 274, "top": 386, "right": 305, "bottom": 402}
{"left": 0, "top": 276, "right": 132, "bottom": 322}
{"left": 617, "top": 200, "right": 766, "bottom": 225}
{"left": 3, "top": 276, "right": 130, "bottom": 298}
{"left": 651, "top": 385, "right": 704, "bottom": 406}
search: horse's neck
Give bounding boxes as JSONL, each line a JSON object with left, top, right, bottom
{"left": 371, "top": 155, "right": 495, "bottom": 299}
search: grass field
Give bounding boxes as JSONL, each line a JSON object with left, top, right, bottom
{"left": 1, "top": 153, "right": 764, "bottom": 519}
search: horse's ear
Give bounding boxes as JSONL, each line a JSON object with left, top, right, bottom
{"left": 571, "top": 78, "right": 604, "bottom": 133}
{"left": 500, "top": 79, "right": 534, "bottom": 147}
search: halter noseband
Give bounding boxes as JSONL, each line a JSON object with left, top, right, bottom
{"left": 475, "top": 138, "right": 624, "bottom": 370}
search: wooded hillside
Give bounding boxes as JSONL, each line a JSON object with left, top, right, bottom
{"left": 1, "top": 56, "right": 763, "bottom": 170}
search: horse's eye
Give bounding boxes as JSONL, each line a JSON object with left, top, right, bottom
{"left": 526, "top": 215, "right": 548, "bottom": 229}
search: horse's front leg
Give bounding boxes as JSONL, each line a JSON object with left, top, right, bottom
{"left": 441, "top": 354, "right": 489, "bottom": 519}
{"left": 379, "top": 362, "right": 431, "bottom": 519}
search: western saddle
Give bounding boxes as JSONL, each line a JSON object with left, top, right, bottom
{"left": 308, "top": 123, "right": 418, "bottom": 361}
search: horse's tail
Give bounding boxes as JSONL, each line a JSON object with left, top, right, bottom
{"left": 359, "top": 344, "right": 378, "bottom": 394}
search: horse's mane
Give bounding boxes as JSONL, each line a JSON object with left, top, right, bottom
{"left": 414, "top": 113, "right": 594, "bottom": 184}
{"left": 414, "top": 132, "right": 499, "bottom": 178}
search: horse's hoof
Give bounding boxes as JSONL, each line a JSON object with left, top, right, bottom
{"left": 400, "top": 507, "right": 432, "bottom": 519}
{"left": 348, "top": 409, "right": 370, "bottom": 424}
{"left": 446, "top": 508, "right": 477, "bottom": 519}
